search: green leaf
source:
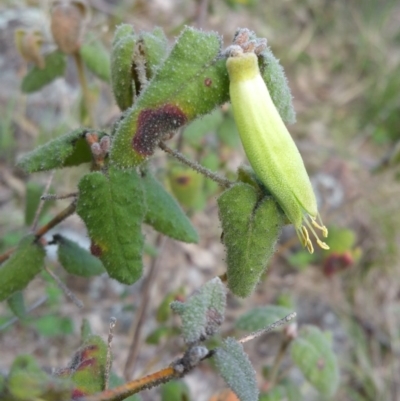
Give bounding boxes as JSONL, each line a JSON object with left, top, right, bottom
{"left": 110, "top": 26, "right": 230, "bottom": 168}
{"left": 183, "top": 108, "right": 224, "bottom": 146}
{"left": 171, "top": 277, "right": 226, "bottom": 344}
{"left": 141, "top": 170, "right": 198, "bottom": 243}
{"left": 24, "top": 182, "right": 54, "bottom": 226}
{"left": 7, "top": 291, "right": 27, "bottom": 319}
{"left": 33, "top": 315, "right": 74, "bottom": 337}
{"left": 80, "top": 39, "right": 111, "bottom": 82}
{"left": 17, "top": 128, "right": 108, "bottom": 173}
{"left": 216, "top": 110, "right": 241, "bottom": 148}
{"left": 111, "top": 30, "right": 136, "bottom": 110}
{"left": 168, "top": 166, "right": 204, "bottom": 211}
{"left": 7, "top": 355, "right": 72, "bottom": 401}
{"left": 56, "top": 235, "right": 105, "bottom": 277}
{"left": 70, "top": 335, "right": 108, "bottom": 396}
{"left": 291, "top": 325, "right": 340, "bottom": 397}
{"left": 213, "top": 337, "right": 258, "bottom": 401}
{"left": 0, "top": 234, "right": 45, "bottom": 302}
{"left": 145, "top": 326, "right": 176, "bottom": 345}
{"left": 259, "top": 387, "right": 286, "bottom": 401}
{"left": 76, "top": 167, "right": 146, "bottom": 284}
{"left": 21, "top": 50, "right": 67, "bottom": 93}
{"left": 258, "top": 46, "right": 296, "bottom": 124}
{"left": 138, "top": 27, "right": 169, "bottom": 79}
{"left": 113, "top": 24, "right": 135, "bottom": 46}
{"left": 217, "top": 183, "right": 284, "bottom": 297}
{"left": 160, "top": 380, "right": 191, "bottom": 401}
{"left": 235, "top": 305, "right": 293, "bottom": 332}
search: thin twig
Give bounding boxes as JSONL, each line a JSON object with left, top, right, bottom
{"left": 268, "top": 337, "right": 292, "bottom": 387}
{"left": 41, "top": 192, "right": 78, "bottom": 201}
{"left": 124, "top": 235, "right": 166, "bottom": 380}
{"left": 73, "top": 51, "right": 95, "bottom": 127}
{"left": 105, "top": 317, "right": 117, "bottom": 390}
{"left": 159, "top": 142, "right": 233, "bottom": 189}
{"left": 34, "top": 201, "right": 77, "bottom": 238}
{"left": 83, "top": 366, "right": 178, "bottom": 401}
{"left": 31, "top": 171, "right": 55, "bottom": 232}
{"left": 0, "top": 295, "right": 48, "bottom": 331}
{"left": 0, "top": 201, "right": 77, "bottom": 264}
{"left": 238, "top": 312, "right": 297, "bottom": 344}
{"left": 44, "top": 265, "right": 83, "bottom": 309}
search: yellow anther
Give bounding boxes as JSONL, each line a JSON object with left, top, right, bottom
{"left": 317, "top": 239, "right": 330, "bottom": 250}
{"left": 306, "top": 239, "right": 314, "bottom": 254}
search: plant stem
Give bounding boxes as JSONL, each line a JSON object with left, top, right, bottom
{"left": 0, "top": 201, "right": 77, "bottom": 264}
{"left": 159, "top": 142, "right": 234, "bottom": 189}
{"left": 31, "top": 171, "right": 54, "bottom": 232}
{"left": 123, "top": 234, "right": 166, "bottom": 380}
{"left": 83, "top": 366, "right": 178, "bottom": 401}
{"left": 73, "top": 51, "right": 95, "bottom": 127}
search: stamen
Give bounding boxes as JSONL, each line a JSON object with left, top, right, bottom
{"left": 301, "top": 226, "right": 309, "bottom": 244}
{"left": 304, "top": 216, "right": 330, "bottom": 251}
{"left": 315, "top": 214, "right": 329, "bottom": 238}
{"left": 311, "top": 218, "right": 328, "bottom": 238}
{"left": 317, "top": 239, "right": 330, "bottom": 250}
{"left": 306, "top": 239, "right": 314, "bottom": 254}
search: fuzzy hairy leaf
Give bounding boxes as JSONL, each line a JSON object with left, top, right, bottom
{"left": 171, "top": 277, "right": 226, "bottom": 344}
{"left": 291, "top": 325, "right": 340, "bottom": 397}
{"left": 111, "top": 29, "right": 136, "bottom": 110}
{"left": 236, "top": 305, "right": 293, "bottom": 331}
{"left": 141, "top": 170, "right": 198, "bottom": 243}
{"left": 213, "top": 337, "right": 258, "bottom": 401}
{"left": 76, "top": 167, "right": 146, "bottom": 284}
{"left": 258, "top": 47, "right": 296, "bottom": 124}
{"left": 70, "top": 335, "right": 108, "bottom": 397}
{"left": 56, "top": 235, "right": 105, "bottom": 277}
{"left": 138, "top": 27, "right": 169, "bottom": 79}
{"left": 110, "top": 26, "right": 230, "bottom": 168}
{"left": 218, "top": 183, "right": 283, "bottom": 297}
{"left": 7, "top": 291, "right": 27, "bottom": 319}
{"left": 0, "top": 234, "right": 45, "bottom": 302}
{"left": 80, "top": 40, "right": 111, "bottom": 82}
{"left": 21, "top": 50, "right": 66, "bottom": 93}
{"left": 17, "top": 128, "right": 107, "bottom": 173}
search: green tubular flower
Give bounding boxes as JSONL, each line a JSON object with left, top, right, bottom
{"left": 226, "top": 51, "right": 328, "bottom": 253}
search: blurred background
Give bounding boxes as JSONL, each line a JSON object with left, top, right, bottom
{"left": 0, "top": 0, "right": 400, "bottom": 400}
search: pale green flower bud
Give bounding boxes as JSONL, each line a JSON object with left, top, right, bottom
{"left": 226, "top": 51, "right": 328, "bottom": 253}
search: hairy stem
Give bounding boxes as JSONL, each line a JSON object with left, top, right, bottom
{"left": 159, "top": 142, "right": 234, "bottom": 189}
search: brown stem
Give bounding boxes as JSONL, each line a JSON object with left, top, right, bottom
{"left": 123, "top": 235, "right": 166, "bottom": 379}
{"left": 159, "top": 142, "right": 233, "bottom": 189}
{"left": 73, "top": 51, "right": 95, "bottom": 127}
{"left": 83, "top": 366, "right": 178, "bottom": 401}
{"left": 0, "top": 201, "right": 77, "bottom": 264}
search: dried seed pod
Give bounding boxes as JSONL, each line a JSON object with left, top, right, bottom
{"left": 50, "top": 0, "right": 89, "bottom": 54}
{"left": 226, "top": 51, "right": 328, "bottom": 252}
{"left": 14, "top": 29, "right": 45, "bottom": 68}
